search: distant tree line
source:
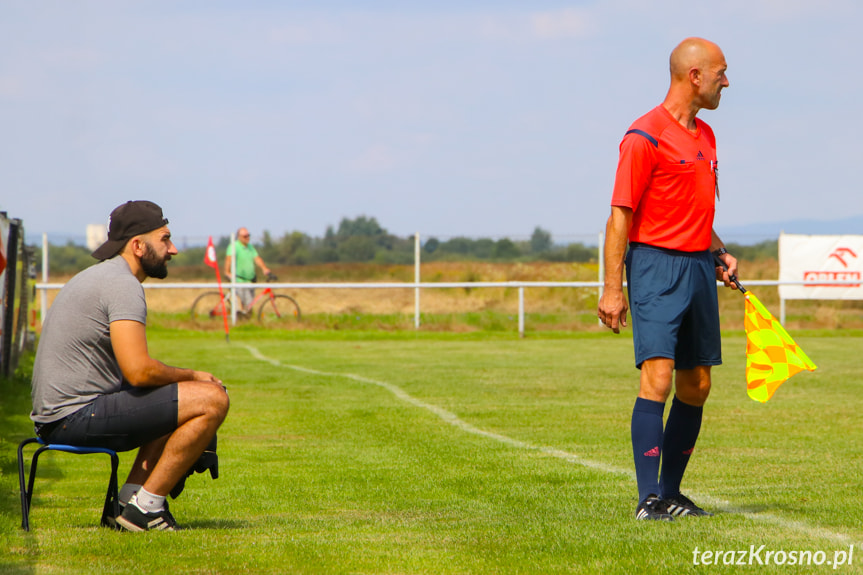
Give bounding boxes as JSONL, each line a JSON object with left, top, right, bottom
{"left": 36, "top": 216, "right": 603, "bottom": 274}
{"left": 724, "top": 240, "right": 778, "bottom": 261}
{"left": 241, "top": 217, "right": 599, "bottom": 267}
{"left": 37, "top": 215, "right": 778, "bottom": 275}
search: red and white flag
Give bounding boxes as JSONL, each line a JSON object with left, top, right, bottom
{"left": 203, "top": 236, "right": 230, "bottom": 341}
{"left": 204, "top": 236, "right": 219, "bottom": 269}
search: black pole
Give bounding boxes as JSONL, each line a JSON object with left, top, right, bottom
{"left": 2, "top": 219, "right": 21, "bottom": 378}
{"left": 713, "top": 253, "right": 746, "bottom": 294}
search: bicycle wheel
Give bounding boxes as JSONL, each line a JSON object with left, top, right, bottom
{"left": 257, "top": 294, "right": 301, "bottom": 324}
{"left": 190, "top": 292, "right": 231, "bottom": 320}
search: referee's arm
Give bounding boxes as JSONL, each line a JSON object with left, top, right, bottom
{"left": 598, "top": 206, "right": 633, "bottom": 333}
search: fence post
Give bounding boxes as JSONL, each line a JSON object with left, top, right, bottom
{"left": 518, "top": 286, "right": 525, "bottom": 338}
{"left": 229, "top": 232, "right": 237, "bottom": 325}
{"left": 414, "top": 232, "right": 420, "bottom": 329}
{"left": 41, "top": 233, "right": 49, "bottom": 323}
{"left": 598, "top": 231, "right": 604, "bottom": 326}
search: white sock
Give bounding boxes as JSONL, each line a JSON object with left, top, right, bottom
{"left": 133, "top": 487, "right": 166, "bottom": 513}
{"left": 119, "top": 483, "right": 141, "bottom": 506}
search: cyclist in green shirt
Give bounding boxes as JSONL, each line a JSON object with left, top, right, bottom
{"left": 224, "top": 227, "right": 273, "bottom": 313}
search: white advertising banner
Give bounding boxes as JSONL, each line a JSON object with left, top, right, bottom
{"left": 779, "top": 233, "right": 863, "bottom": 300}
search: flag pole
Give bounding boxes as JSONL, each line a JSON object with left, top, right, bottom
{"left": 204, "top": 236, "right": 230, "bottom": 343}
{"left": 215, "top": 267, "right": 230, "bottom": 344}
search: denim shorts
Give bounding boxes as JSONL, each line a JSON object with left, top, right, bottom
{"left": 36, "top": 384, "right": 179, "bottom": 452}
{"left": 625, "top": 243, "right": 722, "bottom": 370}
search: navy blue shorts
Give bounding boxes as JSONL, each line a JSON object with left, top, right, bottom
{"left": 625, "top": 243, "right": 722, "bottom": 370}
{"left": 36, "top": 384, "right": 179, "bottom": 452}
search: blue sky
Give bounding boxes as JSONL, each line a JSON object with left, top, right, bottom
{"left": 1, "top": 1, "right": 860, "bottom": 245}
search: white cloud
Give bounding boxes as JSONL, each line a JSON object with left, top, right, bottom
{"left": 735, "top": 0, "right": 855, "bottom": 20}
{"left": 474, "top": 8, "right": 596, "bottom": 42}
{"left": 39, "top": 47, "right": 106, "bottom": 69}
{"left": 530, "top": 8, "right": 594, "bottom": 39}
{"left": 477, "top": 17, "right": 513, "bottom": 41}
{"left": 0, "top": 76, "right": 24, "bottom": 99}
{"left": 348, "top": 144, "right": 399, "bottom": 174}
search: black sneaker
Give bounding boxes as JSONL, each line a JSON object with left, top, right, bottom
{"left": 635, "top": 494, "right": 674, "bottom": 521}
{"left": 664, "top": 493, "right": 713, "bottom": 517}
{"left": 116, "top": 500, "right": 178, "bottom": 532}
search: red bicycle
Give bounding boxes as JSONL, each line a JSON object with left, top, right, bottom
{"left": 190, "top": 276, "right": 301, "bottom": 324}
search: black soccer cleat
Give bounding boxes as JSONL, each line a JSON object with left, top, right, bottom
{"left": 116, "top": 499, "right": 178, "bottom": 532}
{"left": 663, "top": 493, "right": 713, "bottom": 517}
{"left": 635, "top": 494, "right": 675, "bottom": 521}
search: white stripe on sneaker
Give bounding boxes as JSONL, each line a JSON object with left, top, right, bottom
{"left": 147, "top": 517, "right": 174, "bottom": 530}
{"left": 667, "top": 506, "right": 686, "bottom": 516}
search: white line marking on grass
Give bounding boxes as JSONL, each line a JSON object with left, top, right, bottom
{"left": 244, "top": 345, "right": 627, "bottom": 476}
{"left": 244, "top": 344, "right": 859, "bottom": 545}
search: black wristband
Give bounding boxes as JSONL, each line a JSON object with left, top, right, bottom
{"left": 712, "top": 247, "right": 728, "bottom": 258}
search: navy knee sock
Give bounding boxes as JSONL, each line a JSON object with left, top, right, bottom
{"left": 631, "top": 397, "right": 665, "bottom": 504}
{"left": 659, "top": 396, "right": 703, "bottom": 499}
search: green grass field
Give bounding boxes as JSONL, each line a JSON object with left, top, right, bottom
{"left": 2, "top": 327, "right": 862, "bottom": 574}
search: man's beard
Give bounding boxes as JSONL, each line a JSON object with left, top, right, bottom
{"left": 141, "top": 242, "right": 170, "bottom": 279}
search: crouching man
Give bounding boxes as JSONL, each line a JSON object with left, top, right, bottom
{"left": 30, "top": 200, "right": 229, "bottom": 531}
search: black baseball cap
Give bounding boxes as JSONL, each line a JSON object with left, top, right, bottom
{"left": 92, "top": 200, "right": 170, "bottom": 260}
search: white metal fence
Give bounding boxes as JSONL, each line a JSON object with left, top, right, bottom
{"left": 37, "top": 277, "right": 857, "bottom": 336}
{"left": 34, "top": 233, "right": 861, "bottom": 336}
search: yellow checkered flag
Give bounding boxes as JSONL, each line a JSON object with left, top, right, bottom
{"left": 715, "top": 255, "right": 817, "bottom": 403}
{"left": 743, "top": 292, "right": 817, "bottom": 402}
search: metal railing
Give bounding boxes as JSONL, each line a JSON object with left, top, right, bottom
{"left": 34, "top": 231, "right": 863, "bottom": 336}
{"left": 36, "top": 279, "right": 605, "bottom": 338}
{"left": 35, "top": 277, "right": 863, "bottom": 337}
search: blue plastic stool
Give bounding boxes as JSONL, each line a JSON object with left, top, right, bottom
{"left": 17, "top": 437, "right": 120, "bottom": 531}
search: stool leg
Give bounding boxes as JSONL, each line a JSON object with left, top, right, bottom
{"left": 101, "top": 452, "right": 121, "bottom": 529}
{"left": 26, "top": 447, "right": 50, "bottom": 511}
{"left": 22, "top": 446, "right": 51, "bottom": 531}
{"left": 17, "top": 438, "right": 42, "bottom": 531}
{"left": 18, "top": 440, "right": 32, "bottom": 531}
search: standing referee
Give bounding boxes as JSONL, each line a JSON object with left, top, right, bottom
{"left": 598, "top": 37, "right": 739, "bottom": 521}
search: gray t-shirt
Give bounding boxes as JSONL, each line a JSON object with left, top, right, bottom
{"left": 31, "top": 256, "right": 147, "bottom": 423}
